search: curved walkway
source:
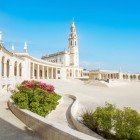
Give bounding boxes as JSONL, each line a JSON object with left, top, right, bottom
{"left": 0, "top": 91, "right": 41, "bottom": 140}
{"left": 45, "top": 95, "right": 76, "bottom": 129}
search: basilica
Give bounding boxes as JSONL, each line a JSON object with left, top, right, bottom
{"left": 0, "top": 21, "right": 140, "bottom": 91}
{"left": 0, "top": 21, "right": 89, "bottom": 91}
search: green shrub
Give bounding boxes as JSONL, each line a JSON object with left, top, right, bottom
{"left": 93, "top": 103, "right": 116, "bottom": 138}
{"left": 114, "top": 107, "right": 140, "bottom": 140}
{"left": 12, "top": 91, "right": 29, "bottom": 109}
{"left": 81, "top": 110, "right": 98, "bottom": 132}
{"left": 81, "top": 103, "right": 140, "bottom": 140}
{"left": 12, "top": 80, "right": 61, "bottom": 117}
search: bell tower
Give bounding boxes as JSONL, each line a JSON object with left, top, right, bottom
{"left": 68, "top": 20, "right": 79, "bottom": 67}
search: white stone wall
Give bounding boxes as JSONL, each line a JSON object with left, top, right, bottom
{"left": 0, "top": 45, "right": 88, "bottom": 91}
{"left": 89, "top": 70, "right": 140, "bottom": 81}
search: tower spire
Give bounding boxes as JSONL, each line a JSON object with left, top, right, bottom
{"left": 23, "top": 42, "right": 28, "bottom": 53}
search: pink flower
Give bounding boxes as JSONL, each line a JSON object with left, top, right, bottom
{"left": 21, "top": 80, "right": 55, "bottom": 93}
{"left": 46, "top": 84, "right": 55, "bottom": 92}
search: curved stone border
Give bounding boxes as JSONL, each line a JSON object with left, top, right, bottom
{"left": 8, "top": 99, "right": 99, "bottom": 140}
{"left": 69, "top": 95, "right": 104, "bottom": 140}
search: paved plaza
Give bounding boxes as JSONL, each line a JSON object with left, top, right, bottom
{"left": 0, "top": 79, "right": 140, "bottom": 139}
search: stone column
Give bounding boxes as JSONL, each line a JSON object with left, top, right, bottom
{"left": 98, "top": 73, "right": 101, "bottom": 80}
{"left": 9, "top": 62, "right": 13, "bottom": 77}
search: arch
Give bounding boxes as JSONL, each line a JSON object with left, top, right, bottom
{"left": 6, "top": 59, "right": 10, "bottom": 77}
{"left": 123, "top": 74, "right": 126, "bottom": 79}
{"left": 130, "top": 75, "right": 133, "bottom": 80}
{"left": 138, "top": 75, "right": 140, "bottom": 80}
{"left": 111, "top": 74, "right": 113, "bottom": 79}
{"left": 81, "top": 71, "right": 83, "bottom": 77}
{"left": 45, "top": 70, "right": 47, "bottom": 78}
{"left": 133, "top": 75, "right": 136, "bottom": 79}
{"left": 1, "top": 56, "right": 5, "bottom": 76}
{"left": 70, "top": 69, "right": 72, "bottom": 77}
{"left": 39, "top": 70, "right": 42, "bottom": 78}
{"left": 108, "top": 74, "right": 110, "bottom": 79}
{"left": 19, "top": 63, "right": 22, "bottom": 76}
{"left": 14, "top": 61, "right": 17, "bottom": 76}
{"left": 71, "top": 41, "right": 72, "bottom": 45}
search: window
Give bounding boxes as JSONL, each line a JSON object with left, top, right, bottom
{"left": 14, "top": 62, "right": 17, "bottom": 76}
{"left": 71, "top": 41, "right": 72, "bottom": 45}
{"left": 57, "top": 70, "right": 60, "bottom": 74}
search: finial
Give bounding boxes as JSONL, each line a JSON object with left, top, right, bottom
{"left": 71, "top": 18, "right": 75, "bottom": 27}
{"left": 11, "top": 44, "right": 15, "bottom": 52}
{"left": 23, "top": 41, "right": 28, "bottom": 53}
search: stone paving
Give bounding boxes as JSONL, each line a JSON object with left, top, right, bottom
{"left": 1, "top": 79, "right": 140, "bottom": 140}
{"left": 45, "top": 95, "right": 76, "bottom": 129}
{"left": 0, "top": 91, "right": 41, "bottom": 140}
{"left": 45, "top": 79, "right": 140, "bottom": 111}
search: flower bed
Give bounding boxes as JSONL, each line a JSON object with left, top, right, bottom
{"left": 81, "top": 103, "right": 140, "bottom": 140}
{"left": 12, "top": 80, "right": 61, "bottom": 117}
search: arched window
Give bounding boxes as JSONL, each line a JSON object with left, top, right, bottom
{"left": 7, "top": 60, "right": 10, "bottom": 77}
{"left": 14, "top": 61, "right": 17, "bottom": 76}
{"left": 71, "top": 41, "right": 72, "bottom": 45}
{"left": 75, "top": 41, "right": 76, "bottom": 45}
{"left": 1, "top": 56, "right": 5, "bottom": 76}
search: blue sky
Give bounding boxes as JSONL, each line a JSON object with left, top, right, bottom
{"left": 0, "top": 0, "right": 140, "bottom": 72}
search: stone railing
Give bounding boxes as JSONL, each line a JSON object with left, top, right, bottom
{"left": 69, "top": 95, "right": 104, "bottom": 140}
{"left": 8, "top": 99, "right": 99, "bottom": 140}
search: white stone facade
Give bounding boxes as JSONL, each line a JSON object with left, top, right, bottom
{"left": 89, "top": 69, "right": 140, "bottom": 81}
{"left": 42, "top": 21, "right": 79, "bottom": 67}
